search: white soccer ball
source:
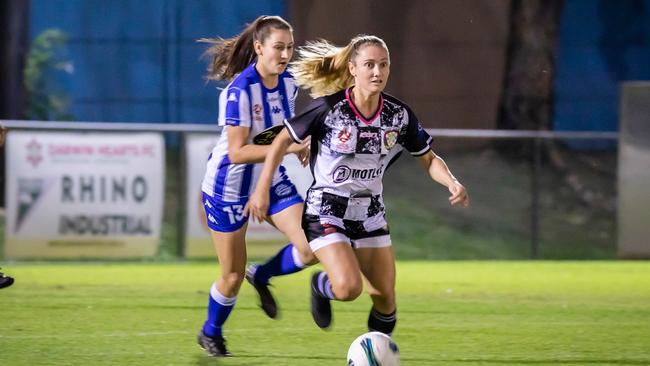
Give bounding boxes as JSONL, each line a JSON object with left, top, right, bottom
{"left": 347, "top": 331, "right": 400, "bottom": 366}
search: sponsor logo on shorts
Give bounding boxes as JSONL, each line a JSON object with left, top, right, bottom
{"left": 275, "top": 183, "right": 293, "bottom": 197}
{"left": 322, "top": 223, "right": 338, "bottom": 235}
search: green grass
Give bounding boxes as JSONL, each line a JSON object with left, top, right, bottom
{"left": 383, "top": 148, "right": 618, "bottom": 259}
{"left": 1, "top": 261, "right": 649, "bottom": 365}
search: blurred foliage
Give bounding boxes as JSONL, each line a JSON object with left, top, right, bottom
{"left": 23, "top": 29, "right": 75, "bottom": 121}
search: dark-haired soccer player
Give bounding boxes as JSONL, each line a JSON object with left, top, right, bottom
{"left": 196, "top": 15, "right": 316, "bottom": 357}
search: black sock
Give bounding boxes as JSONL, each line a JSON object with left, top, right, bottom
{"left": 367, "top": 307, "right": 397, "bottom": 335}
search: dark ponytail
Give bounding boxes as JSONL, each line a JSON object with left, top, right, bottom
{"left": 199, "top": 15, "right": 293, "bottom": 81}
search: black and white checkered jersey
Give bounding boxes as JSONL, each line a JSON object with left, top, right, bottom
{"left": 284, "top": 88, "right": 432, "bottom": 227}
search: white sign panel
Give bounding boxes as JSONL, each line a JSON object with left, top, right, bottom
{"left": 184, "top": 133, "right": 312, "bottom": 258}
{"left": 4, "top": 131, "right": 165, "bottom": 259}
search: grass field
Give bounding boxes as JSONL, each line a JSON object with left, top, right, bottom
{"left": 1, "top": 261, "right": 649, "bottom": 365}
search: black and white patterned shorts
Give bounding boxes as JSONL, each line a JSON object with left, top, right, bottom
{"left": 302, "top": 213, "right": 392, "bottom": 252}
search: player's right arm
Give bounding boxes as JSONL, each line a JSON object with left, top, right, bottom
{"left": 244, "top": 128, "right": 294, "bottom": 221}
{"left": 223, "top": 87, "right": 306, "bottom": 164}
{"left": 244, "top": 97, "right": 327, "bottom": 221}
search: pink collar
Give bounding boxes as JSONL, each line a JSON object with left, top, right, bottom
{"left": 345, "top": 88, "right": 384, "bottom": 126}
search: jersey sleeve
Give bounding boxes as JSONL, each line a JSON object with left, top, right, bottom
{"left": 402, "top": 108, "right": 433, "bottom": 156}
{"left": 223, "top": 87, "right": 251, "bottom": 127}
{"left": 285, "top": 77, "right": 299, "bottom": 117}
{"left": 283, "top": 97, "right": 327, "bottom": 143}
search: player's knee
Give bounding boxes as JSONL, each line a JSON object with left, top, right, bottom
{"left": 332, "top": 277, "right": 363, "bottom": 301}
{"left": 220, "top": 271, "right": 245, "bottom": 291}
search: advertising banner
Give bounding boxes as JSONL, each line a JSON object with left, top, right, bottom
{"left": 184, "top": 133, "right": 312, "bottom": 258}
{"left": 4, "top": 131, "right": 165, "bottom": 259}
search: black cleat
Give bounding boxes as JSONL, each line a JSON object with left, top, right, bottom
{"left": 310, "top": 271, "right": 332, "bottom": 329}
{"left": 197, "top": 331, "right": 232, "bottom": 357}
{"left": 246, "top": 264, "right": 278, "bottom": 319}
{"left": 0, "top": 269, "right": 14, "bottom": 289}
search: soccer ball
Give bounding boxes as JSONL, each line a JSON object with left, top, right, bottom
{"left": 347, "top": 331, "right": 400, "bottom": 366}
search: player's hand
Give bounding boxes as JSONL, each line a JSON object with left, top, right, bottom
{"left": 288, "top": 138, "right": 310, "bottom": 167}
{"left": 243, "top": 189, "right": 269, "bottom": 223}
{"left": 448, "top": 181, "right": 469, "bottom": 207}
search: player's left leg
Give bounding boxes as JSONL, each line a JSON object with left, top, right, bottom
{"left": 254, "top": 202, "right": 317, "bottom": 284}
{"left": 356, "top": 246, "right": 397, "bottom": 335}
{"left": 246, "top": 184, "right": 317, "bottom": 318}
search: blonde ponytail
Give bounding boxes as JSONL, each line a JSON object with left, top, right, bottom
{"left": 289, "top": 40, "right": 354, "bottom": 98}
{"left": 290, "top": 35, "right": 389, "bottom": 98}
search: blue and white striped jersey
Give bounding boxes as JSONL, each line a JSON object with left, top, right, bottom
{"left": 202, "top": 63, "right": 298, "bottom": 201}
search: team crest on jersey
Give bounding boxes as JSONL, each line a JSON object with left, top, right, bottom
{"left": 334, "top": 127, "right": 355, "bottom": 152}
{"left": 384, "top": 129, "right": 399, "bottom": 150}
{"left": 253, "top": 104, "right": 263, "bottom": 122}
{"left": 338, "top": 128, "right": 352, "bottom": 143}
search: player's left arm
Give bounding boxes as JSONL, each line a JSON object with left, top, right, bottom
{"left": 417, "top": 151, "right": 469, "bottom": 207}
{"left": 401, "top": 105, "right": 469, "bottom": 207}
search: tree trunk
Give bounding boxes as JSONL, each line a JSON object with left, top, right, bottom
{"left": 0, "top": 0, "right": 30, "bottom": 208}
{"left": 0, "top": 0, "right": 31, "bottom": 119}
{"left": 497, "top": 0, "right": 564, "bottom": 132}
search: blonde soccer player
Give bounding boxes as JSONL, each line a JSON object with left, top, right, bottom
{"left": 246, "top": 35, "right": 469, "bottom": 335}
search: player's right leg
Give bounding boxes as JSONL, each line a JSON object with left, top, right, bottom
{"left": 356, "top": 246, "right": 397, "bottom": 335}
{"left": 198, "top": 194, "right": 249, "bottom": 357}
{"left": 245, "top": 181, "right": 317, "bottom": 319}
{"left": 304, "top": 216, "right": 363, "bottom": 329}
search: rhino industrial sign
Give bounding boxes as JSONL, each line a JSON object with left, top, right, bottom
{"left": 5, "top": 131, "right": 164, "bottom": 259}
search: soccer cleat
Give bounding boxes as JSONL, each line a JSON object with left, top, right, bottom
{"left": 197, "top": 331, "right": 232, "bottom": 357}
{"left": 245, "top": 264, "right": 278, "bottom": 319}
{"left": 0, "top": 269, "right": 14, "bottom": 289}
{"left": 310, "top": 271, "right": 332, "bottom": 329}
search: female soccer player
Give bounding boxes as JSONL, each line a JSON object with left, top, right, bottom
{"left": 245, "top": 35, "right": 469, "bottom": 336}
{"left": 197, "top": 15, "right": 316, "bottom": 357}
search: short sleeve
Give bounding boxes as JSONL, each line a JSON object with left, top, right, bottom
{"left": 223, "top": 87, "right": 251, "bottom": 127}
{"left": 284, "top": 77, "right": 299, "bottom": 116}
{"left": 402, "top": 108, "right": 432, "bottom": 156}
{"left": 284, "top": 97, "right": 328, "bottom": 143}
